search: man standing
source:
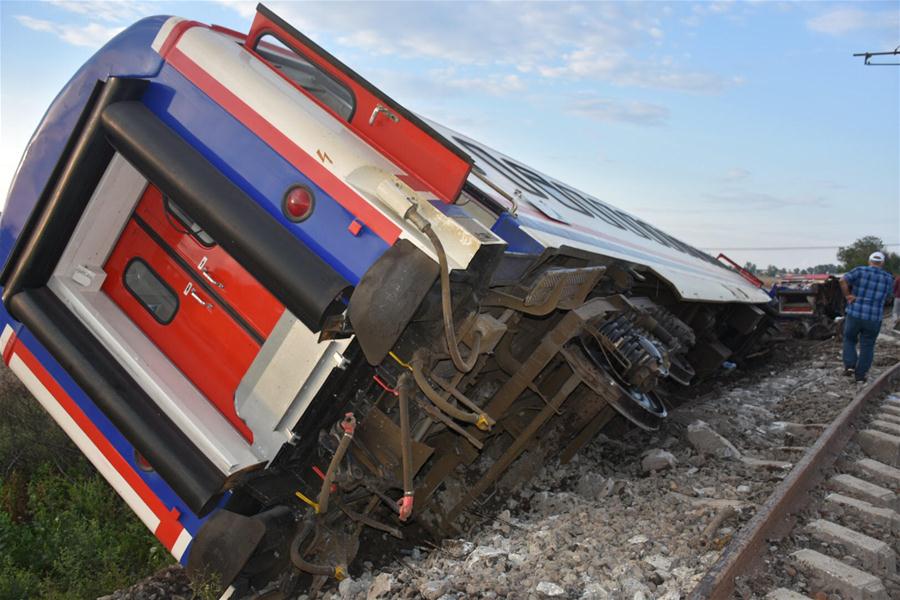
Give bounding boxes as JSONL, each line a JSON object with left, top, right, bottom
{"left": 892, "top": 274, "right": 900, "bottom": 330}
{"left": 840, "top": 251, "right": 895, "bottom": 382}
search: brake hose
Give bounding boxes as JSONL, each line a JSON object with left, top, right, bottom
{"left": 410, "top": 352, "right": 492, "bottom": 431}
{"left": 316, "top": 413, "right": 356, "bottom": 515}
{"left": 419, "top": 223, "right": 482, "bottom": 373}
{"left": 397, "top": 373, "right": 415, "bottom": 521}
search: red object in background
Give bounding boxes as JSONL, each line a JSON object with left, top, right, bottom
{"left": 780, "top": 306, "right": 815, "bottom": 314}
{"left": 135, "top": 186, "right": 283, "bottom": 338}
{"left": 103, "top": 217, "right": 259, "bottom": 442}
{"left": 246, "top": 6, "right": 472, "bottom": 204}
{"left": 716, "top": 253, "right": 764, "bottom": 288}
{"left": 780, "top": 274, "right": 833, "bottom": 281}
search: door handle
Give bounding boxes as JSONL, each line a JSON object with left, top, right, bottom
{"left": 369, "top": 104, "right": 399, "bottom": 126}
{"left": 183, "top": 282, "right": 213, "bottom": 311}
{"left": 197, "top": 257, "right": 224, "bottom": 289}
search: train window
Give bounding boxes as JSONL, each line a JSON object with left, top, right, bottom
{"left": 123, "top": 259, "right": 178, "bottom": 324}
{"left": 165, "top": 197, "right": 216, "bottom": 247}
{"left": 254, "top": 33, "right": 355, "bottom": 121}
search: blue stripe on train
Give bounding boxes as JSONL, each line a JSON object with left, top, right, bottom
{"left": 490, "top": 213, "right": 544, "bottom": 255}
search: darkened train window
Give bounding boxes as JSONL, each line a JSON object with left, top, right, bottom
{"left": 123, "top": 259, "right": 178, "bottom": 324}
{"left": 255, "top": 34, "right": 355, "bottom": 121}
{"left": 165, "top": 197, "right": 216, "bottom": 247}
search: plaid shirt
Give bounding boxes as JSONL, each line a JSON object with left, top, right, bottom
{"left": 844, "top": 266, "right": 894, "bottom": 321}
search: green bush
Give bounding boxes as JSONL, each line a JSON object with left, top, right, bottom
{"left": 0, "top": 365, "right": 173, "bottom": 599}
{"left": 0, "top": 464, "right": 173, "bottom": 599}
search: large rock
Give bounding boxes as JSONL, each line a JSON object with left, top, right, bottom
{"left": 641, "top": 449, "right": 677, "bottom": 473}
{"left": 575, "top": 471, "right": 608, "bottom": 499}
{"left": 686, "top": 420, "right": 742, "bottom": 459}
{"left": 580, "top": 583, "right": 611, "bottom": 599}
{"left": 366, "top": 573, "right": 394, "bottom": 600}
{"left": 536, "top": 581, "right": 566, "bottom": 597}
{"left": 339, "top": 576, "right": 371, "bottom": 600}
{"left": 419, "top": 579, "right": 451, "bottom": 600}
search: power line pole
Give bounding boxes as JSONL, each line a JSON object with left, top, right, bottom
{"left": 853, "top": 46, "right": 900, "bottom": 66}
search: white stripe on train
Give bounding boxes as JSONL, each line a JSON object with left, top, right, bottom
{"left": 0, "top": 324, "right": 192, "bottom": 561}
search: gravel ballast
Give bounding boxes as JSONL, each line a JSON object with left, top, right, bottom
{"left": 110, "top": 335, "right": 900, "bottom": 600}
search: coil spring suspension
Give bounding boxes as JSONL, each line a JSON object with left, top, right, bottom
{"left": 587, "top": 312, "right": 670, "bottom": 394}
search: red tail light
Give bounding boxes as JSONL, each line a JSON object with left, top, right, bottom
{"left": 283, "top": 185, "right": 314, "bottom": 222}
{"left": 134, "top": 450, "right": 154, "bottom": 472}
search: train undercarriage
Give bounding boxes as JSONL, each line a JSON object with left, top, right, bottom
{"left": 195, "top": 246, "right": 771, "bottom": 598}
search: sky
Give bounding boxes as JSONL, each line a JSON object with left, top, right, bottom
{"left": 1, "top": 0, "right": 898, "bottom": 269}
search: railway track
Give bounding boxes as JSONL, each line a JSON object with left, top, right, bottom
{"left": 690, "top": 361, "right": 900, "bottom": 600}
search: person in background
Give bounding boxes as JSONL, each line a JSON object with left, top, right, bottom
{"left": 840, "top": 251, "right": 895, "bottom": 382}
{"left": 892, "top": 274, "right": 900, "bottom": 330}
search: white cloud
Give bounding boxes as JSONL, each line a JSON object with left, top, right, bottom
{"left": 707, "top": 1, "right": 735, "bottom": 15}
{"left": 362, "top": 68, "right": 526, "bottom": 104}
{"left": 221, "top": 1, "right": 733, "bottom": 94}
{"left": 541, "top": 47, "right": 732, "bottom": 92}
{"left": 46, "top": 0, "right": 154, "bottom": 23}
{"left": 705, "top": 190, "right": 830, "bottom": 211}
{"left": 721, "top": 167, "right": 751, "bottom": 182}
{"left": 568, "top": 96, "right": 670, "bottom": 127}
{"left": 617, "top": 65, "right": 732, "bottom": 92}
{"left": 215, "top": 0, "right": 257, "bottom": 19}
{"left": 807, "top": 7, "right": 900, "bottom": 36}
{"left": 440, "top": 73, "right": 527, "bottom": 97}
{"left": 15, "top": 15, "right": 123, "bottom": 47}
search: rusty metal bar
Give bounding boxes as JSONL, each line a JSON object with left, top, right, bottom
{"left": 484, "top": 297, "right": 617, "bottom": 420}
{"left": 444, "top": 374, "right": 582, "bottom": 525}
{"left": 560, "top": 404, "right": 616, "bottom": 464}
{"left": 687, "top": 361, "right": 900, "bottom": 600}
{"left": 418, "top": 297, "right": 619, "bottom": 522}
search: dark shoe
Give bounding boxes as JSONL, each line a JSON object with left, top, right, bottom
{"left": 855, "top": 376, "right": 868, "bottom": 384}
{"left": 843, "top": 367, "right": 855, "bottom": 377}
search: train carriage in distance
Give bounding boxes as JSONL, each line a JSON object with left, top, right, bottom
{"left": 0, "top": 4, "right": 773, "bottom": 597}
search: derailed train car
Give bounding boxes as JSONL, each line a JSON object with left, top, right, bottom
{"left": 0, "top": 5, "right": 773, "bottom": 597}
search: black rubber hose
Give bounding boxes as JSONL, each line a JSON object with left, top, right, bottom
{"left": 316, "top": 414, "right": 356, "bottom": 514}
{"left": 420, "top": 224, "right": 481, "bottom": 373}
{"left": 411, "top": 355, "right": 487, "bottom": 428}
{"left": 289, "top": 529, "right": 338, "bottom": 577}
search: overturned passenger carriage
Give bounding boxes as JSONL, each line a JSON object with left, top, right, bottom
{"left": 0, "top": 5, "right": 773, "bottom": 596}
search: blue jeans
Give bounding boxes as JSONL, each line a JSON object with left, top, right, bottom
{"left": 843, "top": 315, "right": 882, "bottom": 379}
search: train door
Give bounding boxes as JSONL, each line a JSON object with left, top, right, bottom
{"left": 101, "top": 185, "right": 285, "bottom": 442}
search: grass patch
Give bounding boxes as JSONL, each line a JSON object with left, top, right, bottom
{"left": 0, "top": 367, "right": 172, "bottom": 599}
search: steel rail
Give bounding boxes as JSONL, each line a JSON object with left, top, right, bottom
{"left": 687, "top": 360, "right": 900, "bottom": 600}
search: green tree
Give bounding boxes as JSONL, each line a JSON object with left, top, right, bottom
{"left": 764, "top": 264, "right": 780, "bottom": 277}
{"left": 742, "top": 261, "right": 759, "bottom": 274}
{"left": 837, "top": 236, "right": 900, "bottom": 274}
{"left": 809, "top": 263, "right": 839, "bottom": 275}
